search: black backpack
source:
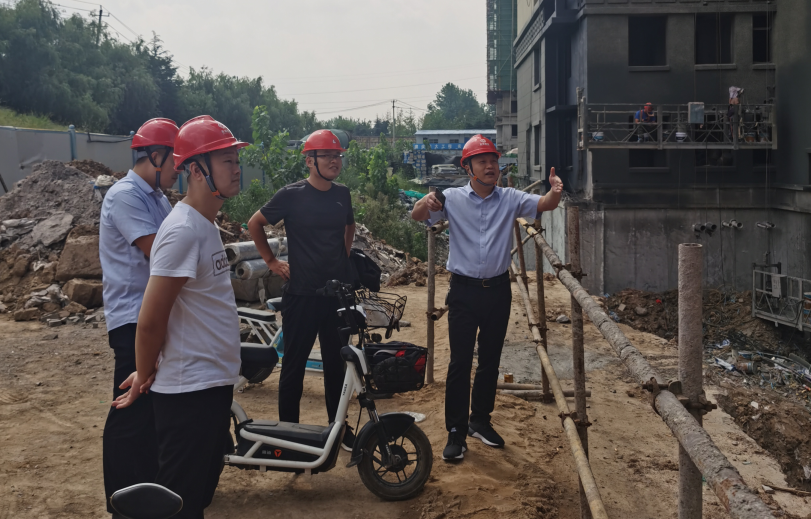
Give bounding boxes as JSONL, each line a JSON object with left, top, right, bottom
{"left": 350, "top": 248, "right": 382, "bottom": 292}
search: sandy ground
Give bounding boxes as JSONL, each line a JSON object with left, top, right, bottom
{"left": 1, "top": 273, "right": 809, "bottom": 519}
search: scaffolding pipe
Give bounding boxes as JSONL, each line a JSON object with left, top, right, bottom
{"left": 430, "top": 220, "right": 449, "bottom": 234}
{"left": 513, "top": 220, "right": 528, "bottom": 283}
{"left": 510, "top": 234, "right": 532, "bottom": 256}
{"left": 568, "top": 207, "right": 590, "bottom": 519}
{"left": 517, "top": 218, "right": 773, "bottom": 519}
{"left": 535, "top": 222, "right": 552, "bottom": 402}
{"left": 498, "top": 389, "right": 591, "bottom": 398}
{"left": 678, "top": 244, "right": 704, "bottom": 519}
{"left": 428, "top": 306, "right": 448, "bottom": 321}
{"left": 426, "top": 187, "right": 437, "bottom": 384}
{"left": 509, "top": 262, "right": 609, "bottom": 519}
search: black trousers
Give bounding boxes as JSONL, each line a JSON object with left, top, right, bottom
{"left": 103, "top": 323, "right": 159, "bottom": 513}
{"left": 152, "top": 385, "right": 233, "bottom": 519}
{"left": 445, "top": 274, "right": 512, "bottom": 433}
{"left": 278, "top": 292, "right": 345, "bottom": 424}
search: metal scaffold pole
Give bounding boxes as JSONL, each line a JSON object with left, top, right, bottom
{"left": 534, "top": 217, "right": 552, "bottom": 402}
{"left": 568, "top": 206, "right": 591, "bottom": 519}
{"left": 678, "top": 243, "right": 704, "bottom": 519}
{"left": 426, "top": 187, "right": 436, "bottom": 384}
{"left": 517, "top": 217, "right": 773, "bottom": 519}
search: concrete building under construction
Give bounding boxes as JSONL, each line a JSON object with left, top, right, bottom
{"left": 512, "top": 0, "right": 811, "bottom": 332}
{"left": 486, "top": 0, "right": 519, "bottom": 154}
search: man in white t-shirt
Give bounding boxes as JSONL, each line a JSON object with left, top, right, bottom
{"left": 112, "top": 115, "right": 247, "bottom": 519}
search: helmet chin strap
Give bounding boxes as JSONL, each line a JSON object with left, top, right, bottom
{"left": 465, "top": 160, "right": 497, "bottom": 187}
{"left": 312, "top": 151, "right": 334, "bottom": 182}
{"left": 146, "top": 147, "right": 171, "bottom": 191}
{"left": 192, "top": 154, "right": 226, "bottom": 200}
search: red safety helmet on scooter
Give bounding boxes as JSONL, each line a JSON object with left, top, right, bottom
{"left": 131, "top": 118, "right": 180, "bottom": 191}
{"left": 301, "top": 130, "right": 347, "bottom": 182}
{"left": 460, "top": 134, "right": 501, "bottom": 187}
{"left": 173, "top": 115, "right": 248, "bottom": 199}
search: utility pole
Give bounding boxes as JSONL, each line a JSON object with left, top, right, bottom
{"left": 97, "top": 7, "right": 103, "bottom": 45}
{"left": 392, "top": 99, "right": 396, "bottom": 146}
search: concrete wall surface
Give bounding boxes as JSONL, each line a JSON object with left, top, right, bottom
{"left": 579, "top": 205, "right": 809, "bottom": 295}
{"left": 0, "top": 127, "right": 132, "bottom": 192}
{"left": 515, "top": 201, "right": 809, "bottom": 296}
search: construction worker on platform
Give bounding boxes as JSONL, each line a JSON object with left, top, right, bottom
{"left": 112, "top": 115, "right": 246, "bottom": 518}
{"left": 246, "top": 129, "right": 356, "bottom": 449}
{"left": 100, "top": 117, "right": 178, "bottom": 516}
{"left": 410, "top": 134, "right": 563, "bottom": 462}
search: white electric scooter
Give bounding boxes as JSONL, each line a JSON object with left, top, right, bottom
{"left": 226, "top": 280, "right": 433, "bottom": 501}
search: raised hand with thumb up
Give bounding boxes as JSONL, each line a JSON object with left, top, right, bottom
{"left": 548, "top": 167, "right": 563, "bottom": 194}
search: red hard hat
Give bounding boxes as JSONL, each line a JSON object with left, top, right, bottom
{"left": 301, "top": 130, "right": 347, "bottom": 154}
{"left": 173, "top": 116, "right": 249, "bottom": 170}
{"left": 461, "top": 134, "right": 500, "bottom": 163}
{"left": 131, "top": 118, "right": 179, "bottom": 149}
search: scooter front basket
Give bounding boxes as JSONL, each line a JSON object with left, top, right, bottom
{"left": 364, "top": 342, "right": 427, "bottom": 395}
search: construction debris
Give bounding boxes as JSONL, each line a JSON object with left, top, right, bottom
{"left": 715, "top": 386, "right": 811, "bottom": 491}
{"left": 0, "top": 160, "right": 101, "bottom": 232}
{"left": 67, "top": 159, "right": 124, "bottom": 179}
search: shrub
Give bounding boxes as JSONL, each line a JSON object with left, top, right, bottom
{"left": 353, "top": 192, "right": 427, "bottom": 261}
{"left": 222, "top": 179, "right": 274, "bottom": 224}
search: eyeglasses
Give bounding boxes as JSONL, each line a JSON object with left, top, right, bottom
{"left": 317, "top": 154, "right": 344, "bottom": 162}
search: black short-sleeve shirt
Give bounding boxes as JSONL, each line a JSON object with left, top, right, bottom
{"left": 260, "top": 180, "right": 354, "bottom": 295}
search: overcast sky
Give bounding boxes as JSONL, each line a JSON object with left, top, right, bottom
{"left": 64, "top": 0, "right": 488, "bottom": 122}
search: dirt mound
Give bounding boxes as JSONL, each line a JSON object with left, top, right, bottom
{"left": 0, "top": 160, "right": 100, "bottom": 228}
{"left": 386, "top": 259, "right": 447, "bottom": 287}
{"left": 162, "top": 188, "right": 184, "bottom": 207}
{"left": 606, "top": 288, "right": 785, "bottom": 351}
{"left": 716, "top": 387, "right": 811, "bottom": 490}
{"left": 66, "top": 159, "right": 114, "bottom": 179}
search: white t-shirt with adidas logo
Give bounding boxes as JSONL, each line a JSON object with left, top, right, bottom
{"left": 149, "top": 201, "right": 240, "bottom": 394}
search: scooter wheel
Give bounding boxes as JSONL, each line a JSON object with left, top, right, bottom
{"left": 357, "top": 423, "right": 433, "bottom": 501}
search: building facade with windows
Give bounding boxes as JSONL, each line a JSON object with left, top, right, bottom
{"left": 513, "top": 0, "right": 811, "bottom": 296}
{"left": 487, "top": 0, "right": 519, "bottom": 153}
{"left": 408, "top": 129, "right": 497, "bottom": 178}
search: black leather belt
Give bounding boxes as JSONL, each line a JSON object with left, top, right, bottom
{"left": 450, "top": 271, "right": 510, "bottom": 288}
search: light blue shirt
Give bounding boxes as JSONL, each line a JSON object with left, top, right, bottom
{"left": 426, "top": 183, "right": 541, "bottom": 279}
{"left": 100, "top": 170, "right": 173, "bottom": 331}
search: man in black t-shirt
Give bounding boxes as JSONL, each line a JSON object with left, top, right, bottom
{"left": 247, "top": 130, "right": 356, "bottom": 449}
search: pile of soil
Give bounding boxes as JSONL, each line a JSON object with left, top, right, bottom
{"left": 0, "top": 161, "right": 100, "bottom": 227}
{"left": 386, "top": 259, "right": 447, "bottom": 287}
{"left": 66, "top": 160, "right": 115, "bottom": 179}
{"left": 716, "top": 387, "right": 811, "bottom": 491}
{"left": 606, "top": 288, "right": 786, "bottom": 351}
{"left": 162, "top": 188, "right": 184, "bottom": 207}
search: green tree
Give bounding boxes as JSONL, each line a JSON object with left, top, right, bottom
{"left": 367, "top": 136, "right": 398, "bottom": 200}
{"left": 240, "top": 105, "right": 308, "bottom": 191}
{"left": 421, "top": 82, "right": 494, "bottom": 130}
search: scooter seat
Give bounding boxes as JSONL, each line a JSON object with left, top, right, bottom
{"left": 240, "top": 344, "right": 279, "bottom": 367}
{"left": 240, "top": 344, "right": 279, "bottom": 384}
{"left": 266, "top": 297, "right": 284, "bottom": 313}
{"left": 238, "top": 307, "right": 276, "bottom": 323}
{"left": 241, "top": 420, "right": 336, "bottom": 449}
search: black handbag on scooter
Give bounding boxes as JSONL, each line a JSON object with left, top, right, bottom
{"left": 350, "top": 248, "right": 382, "bottom": 292}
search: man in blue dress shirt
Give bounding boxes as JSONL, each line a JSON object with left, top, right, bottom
{"left": 99, "top": 118, "right": 179, "bottom": 515}
{"left": 411, "top": 134, "right": 563, "bottom": 462}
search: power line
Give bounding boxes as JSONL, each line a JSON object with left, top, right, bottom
{"left": 313, "top": 101, "right": 392, "bottom": 116}
{"left": 103, "top": 22, "right": 131, "bottom": 43}
{"left": 280, "top": 75, "right": 482, "bottom": 97}
{"left": 50, "top": 2, "right": 94, "bottom": 13}
{"left": 271, "top": 62, "right": 482, "bottom": 84}
{"left": 107, "top": 11, "right": 139, "bottom": 39}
